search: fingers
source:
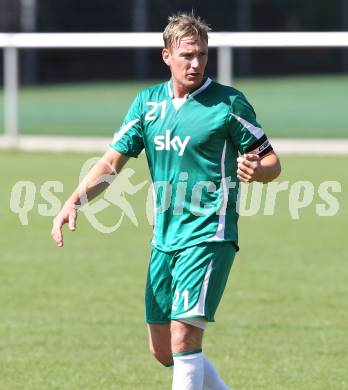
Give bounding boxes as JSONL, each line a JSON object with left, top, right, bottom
{"left": 244, "top": 153, "right": 260, "bottom": 162}
{"left": 237, "top": 170, "right": 252, "bottom": 183}
{"left": 237, "top": 154, "right": 260, "bottom": 183}
{"left": 51, "top": 216, "right": 64, "bottom": 247}
{"left": 237, "top": 159, "right": 254, "bottom": 175}
{"left": 237, "top": 154, "right": 260, "bottom": 167}
{"left": 68, "top": 208, "right": 77, "bottom": 231}
{"left": 51, "top": 205, "right": 78, "bottom": 247}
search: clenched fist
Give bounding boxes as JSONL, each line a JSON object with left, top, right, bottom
{"left": 237, "top": 153, "right": 261, "bottom": 183}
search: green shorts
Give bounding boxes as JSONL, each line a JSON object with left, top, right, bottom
{"left": 145, "top": 241, "right": 236, "bottom": 324}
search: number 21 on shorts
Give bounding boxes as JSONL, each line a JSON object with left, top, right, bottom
{"left": 172, "top": 289, "right": 189, "bottom": 311}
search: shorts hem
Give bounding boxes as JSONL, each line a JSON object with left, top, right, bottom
{"left": 171, "top": 315, "right": 215, "bottom": 323}
{"left": 146, "top": 319, "right": 171, "bottom": 325}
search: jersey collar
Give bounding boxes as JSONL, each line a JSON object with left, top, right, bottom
{"left": 167, "top": 77, "right": 212, "bottom": 99}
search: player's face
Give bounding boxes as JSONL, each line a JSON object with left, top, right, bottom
{"left": 162, "top": 35, "right": 208, "bottom": 96}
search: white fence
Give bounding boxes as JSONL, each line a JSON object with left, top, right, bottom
{"left": 1, "top": 32, "right": 348, "bottom": 145}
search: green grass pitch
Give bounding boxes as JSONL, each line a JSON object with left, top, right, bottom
{"left": 0, "top": 74, "right": 348, "bottom": 138}
{"left": 0, "top": 151, "right": 347, "bottom": 389}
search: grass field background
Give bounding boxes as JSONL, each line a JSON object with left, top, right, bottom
{"left": 0, "top": 151, "right": 347, "bottom": 389}
{"left": 0, "top": 74, "right": 347, "bottom": 138}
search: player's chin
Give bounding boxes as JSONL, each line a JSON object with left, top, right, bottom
{"left": 186, "top": 75, "right": 203, "bottom": 87}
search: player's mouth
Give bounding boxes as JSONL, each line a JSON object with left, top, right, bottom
{"left": 187, "top": 73, "right": 201, "bottom": 79}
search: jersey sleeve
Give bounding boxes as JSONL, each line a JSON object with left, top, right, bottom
{"left": 108, "top": 93, "right": 144, "bottom": 158}
{"left": 226, "top": 93, "right": 273, "bottom": 157}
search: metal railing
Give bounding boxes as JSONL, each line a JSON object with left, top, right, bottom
{"left": 1, "top": 31, "right": 348, "bottom": 144}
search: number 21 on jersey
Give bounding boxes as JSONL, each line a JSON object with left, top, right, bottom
{"left": 145, "top": 101, "right": 167, "bottom": 121}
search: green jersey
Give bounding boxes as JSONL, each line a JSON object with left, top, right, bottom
{"left": 109, "top": 78, "right": 273, "bottom": 252}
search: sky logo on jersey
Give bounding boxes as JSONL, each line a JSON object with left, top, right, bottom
{"left": 154, "top": 130, "right": 190, "bottom": 157}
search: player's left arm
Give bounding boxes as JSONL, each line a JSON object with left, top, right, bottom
{"left": 237, "top": 151, "right": 281, "bottom": 183}
{"left": 229, "top": 93, "right": 281, "bottom": 184}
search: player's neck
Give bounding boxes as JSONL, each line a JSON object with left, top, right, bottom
{"left": 172, "top": 81, "right": 190, "bottom": 99}
{"left": 171, "top": 77, "right": 207, "bottom": 99}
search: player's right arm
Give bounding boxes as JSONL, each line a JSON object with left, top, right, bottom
{"left": 51, "top": 149, "right": 129, "bottom": 247}
{"left": 52, "top": 90, "right": 145, "bottom": 247}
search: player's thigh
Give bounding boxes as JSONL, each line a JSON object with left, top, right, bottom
{"left": 145, "top": 247, "right": 173, "bottom": 324}
{"left": 171, "top": 241, "right": 236, "bottom": 322}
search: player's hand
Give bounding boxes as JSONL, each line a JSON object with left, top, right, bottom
{"left": 51, "top": 202, "right": 78, "bottom": 247}
{"left": 237, "top": 153, "right": 261, "bottom": 183}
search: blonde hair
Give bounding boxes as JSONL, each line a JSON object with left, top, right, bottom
{"left": 163, "top": 12, "right": 211, "bottom": 49}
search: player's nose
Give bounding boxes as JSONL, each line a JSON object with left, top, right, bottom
{"left": 191, "top": 56, "right": 200, "bottom": 68}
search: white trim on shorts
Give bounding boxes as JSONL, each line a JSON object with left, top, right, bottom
{"left": 178, "top": 317, "right": 208, "bottom": 330}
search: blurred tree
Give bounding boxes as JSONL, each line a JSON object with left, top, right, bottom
{"left": 236, "top": 0, "right": 252, "bottom": 76}
{"left": 132, "top": 0, "right": 150, "bottom": 79}
{"left": 342, "top": 0, "right": 348, "bottom": 71}
{"left": 0, "top": 0, "right": 344, "bottom": 83}
{"left": 0, "top": 0, "right": 20, "bottom": 31}
{"left": 21, "top": 0, "right": 38, "bottom": 85}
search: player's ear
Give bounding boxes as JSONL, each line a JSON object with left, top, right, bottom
{"left": 162, "top": 48, "right": 171, "bottom": 66}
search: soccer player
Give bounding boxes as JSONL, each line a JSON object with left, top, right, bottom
{"left": 52, "top": 13, "right": 281, "bottom": 390}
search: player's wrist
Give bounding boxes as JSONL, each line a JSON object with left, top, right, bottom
{"left": 256, "top": 163, "right": 277, "bottom": 183}
{"left": 64, "top": 199, "right": 81, "bottom": 211}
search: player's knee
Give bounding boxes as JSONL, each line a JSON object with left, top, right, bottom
{"left": 149, "top": 344, "right": 172, "bottom": 366}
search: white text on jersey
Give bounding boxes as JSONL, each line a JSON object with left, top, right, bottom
{"left": 145, "top": 101, "right": 167, "bottom": 121}
{"left": 154, "top": 130, "right": 190, "bottom": 157}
